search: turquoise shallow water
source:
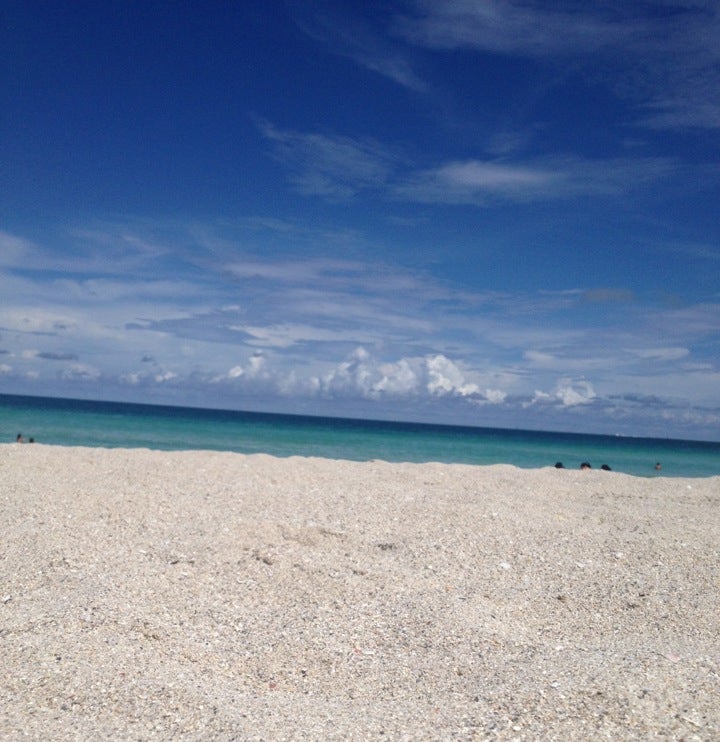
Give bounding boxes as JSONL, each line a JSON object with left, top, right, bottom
{"left": 2, "top": 394, "right": 719, "bottom": 478}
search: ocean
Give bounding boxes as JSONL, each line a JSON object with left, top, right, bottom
{"left": 1, "top": 393, "right": 718, "bottom": 478}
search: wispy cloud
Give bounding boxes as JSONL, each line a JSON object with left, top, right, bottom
{"left": 396, "top": 0, "right": 720, "bottom": 131}
{"left": 258, "top": 119, "right": 674, "bottom": 204}
{"left": 395, "top": 155, "right": 673, "bottom": 204}
{"left": 0, "top": 230, "right": 37, "bottom": 267}
{"left": 581, "top": 288, "right": 635, "bottom": 304}
{"left": 291, "top": 2, "right": 427, "bottom": 92}
{"left": 255, "top": 118, "right": 398, "bottom": 199}
{"left": 290, "top": 0, "right": 720, "bottom": 131}
{"left": 396, "top": 0, "right": 635, "bottom": 55}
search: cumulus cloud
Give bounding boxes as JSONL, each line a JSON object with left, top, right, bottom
{"left": 154, "top": 371, "right": 178, "bottom": 383}
{"left": 155, "top": 345, "right": 559, "bottom": 414}
{"left": 121, "top": 368, "right": 178, "bottom": 386}
{"left": 527, "top": 378, "right": 596, "bottom": 408}
{"left": 483, "top": 388, "right": 507, "bottom": 404}
{"left": 312, "top": 349, "right": 508, "bottom": 406}
{"left": 426, "top": 354, "right": 480, "bottom": 397}
{"left": 374, "top": 359, "right": 420, "bottom": 395}
{"left": 319, "top": 347, "right": 377, "bottom": 397}
{"left": 556, "top": 379, "right": 596, "bottom": 407}
{"left": 216, "top": 352, "right": 270, "bottom": 384}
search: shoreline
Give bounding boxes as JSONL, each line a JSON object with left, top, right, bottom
{"left": 3, "top": 440, "right": 716, "bottom": 479}
{"left": 2, "top": 444, "right": 719, "bottom": 739}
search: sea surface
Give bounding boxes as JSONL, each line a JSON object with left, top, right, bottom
{"left": 1, "top": 394, "right": 718, "bottom": 478}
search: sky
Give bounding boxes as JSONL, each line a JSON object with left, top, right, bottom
{"left": 1, "top": 1, "right": 719, "bottom": 440}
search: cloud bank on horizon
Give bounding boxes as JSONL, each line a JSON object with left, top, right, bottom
{"left": 1, "top": 1, "right": 719, "bottom": 439}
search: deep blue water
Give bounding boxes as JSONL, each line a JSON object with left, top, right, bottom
{"left": 1, "top": 394, "right": 719, "bottom": 478}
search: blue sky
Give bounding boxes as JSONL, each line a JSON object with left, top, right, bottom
{"left": 1, "top": 1, "right": 719, "bottom": 440}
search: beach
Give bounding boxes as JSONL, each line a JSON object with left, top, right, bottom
{"left": 1, "top": 444, "right": 718, "bottom": 740}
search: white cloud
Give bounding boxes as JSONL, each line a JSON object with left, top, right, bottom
{"left": 205, "top": 349, "right": 509, "bottom": 409}
{"left": 630, "top": 347, "right": 689, "bottom": 361}
{"left": 0, "top": 230, "right": 36, "bottom": 267}
{"left": 154, "top": 371, "right": 178, "bottom": 383}
{"left": 313, "top": 349, "right": 487, "bottom": 402}
{"left": 395, "top": 156, "right": 673, "bottom": 204}
{"left": 527, "top": 378, "right": 596, "bottom": 408}
{"left": 432, "top": 160, "right": 556, "bottom": 189}
{"left": 374, "top": 359, "right": 421, "bottom": 395}
{"left": 649, "top": 303, "right": 720, "bottom": 338}
{"left": 556, "top": 379, "right": 596, "bottom": 407}
{"left": 483, "top": 388, "right": 507, "bottom": 404}
{"left": 238, "top": 323, "right": 366, "bottom": 349}
{"left": 217, "top": 352, "right": 269, "bottom": 383}
{"left": 1, "top": 309, "right": 79, "bottom": 336}
{"left": 397, "top": 0, "right": 633, "bottom": 55}
{"left": 247, "top": 353, "right": 266, "bottom": 377}
{"left": 53, "top": 277, "right": 201, "bottom": 303}
{"left": 256, "top": 119, "right": 397, "bottom": 198}
{"left": 524, "top": 350, "right": 556, "bottom": 366}
{"left": 320, "top": 347, "right": 376, "bottom": 397}
{"left": 398, "top": 0, "right": 720, "bottom": 131}
{"left": 259, "top": 125, "right": 649, "bottom": 207}
{"left": 291, "top": 3, "right": 426, "bottom": 92}
{"left": 426, "top": 354, "right": 480, "bottom": 397}
{"left": 256, "top": 118, "right": 675, "bottom": 205}
{"left": 120, "top": 365, "right": 179, "bottom": 386}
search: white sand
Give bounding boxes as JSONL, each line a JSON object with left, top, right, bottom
{"left": 1, "top": 443, "right": 719, "bottom": 740}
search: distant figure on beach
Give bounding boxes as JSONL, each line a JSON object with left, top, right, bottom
{"left": 29, "top": 437, "right": 35, "bottom": 443}
{"left": 600, "top": 464, "right": 612, "bottom": 471}
{"left": 580, "top": 462, "right": 592, "bottom": 470}
{"left": 16, "top": 433, "right": 24, "bottom": 443}
{"left": 655, "top": 462, "right": 662, "bottom": 471}
{"left": 554, "top": 461, "right": 564, "bottom": 468}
